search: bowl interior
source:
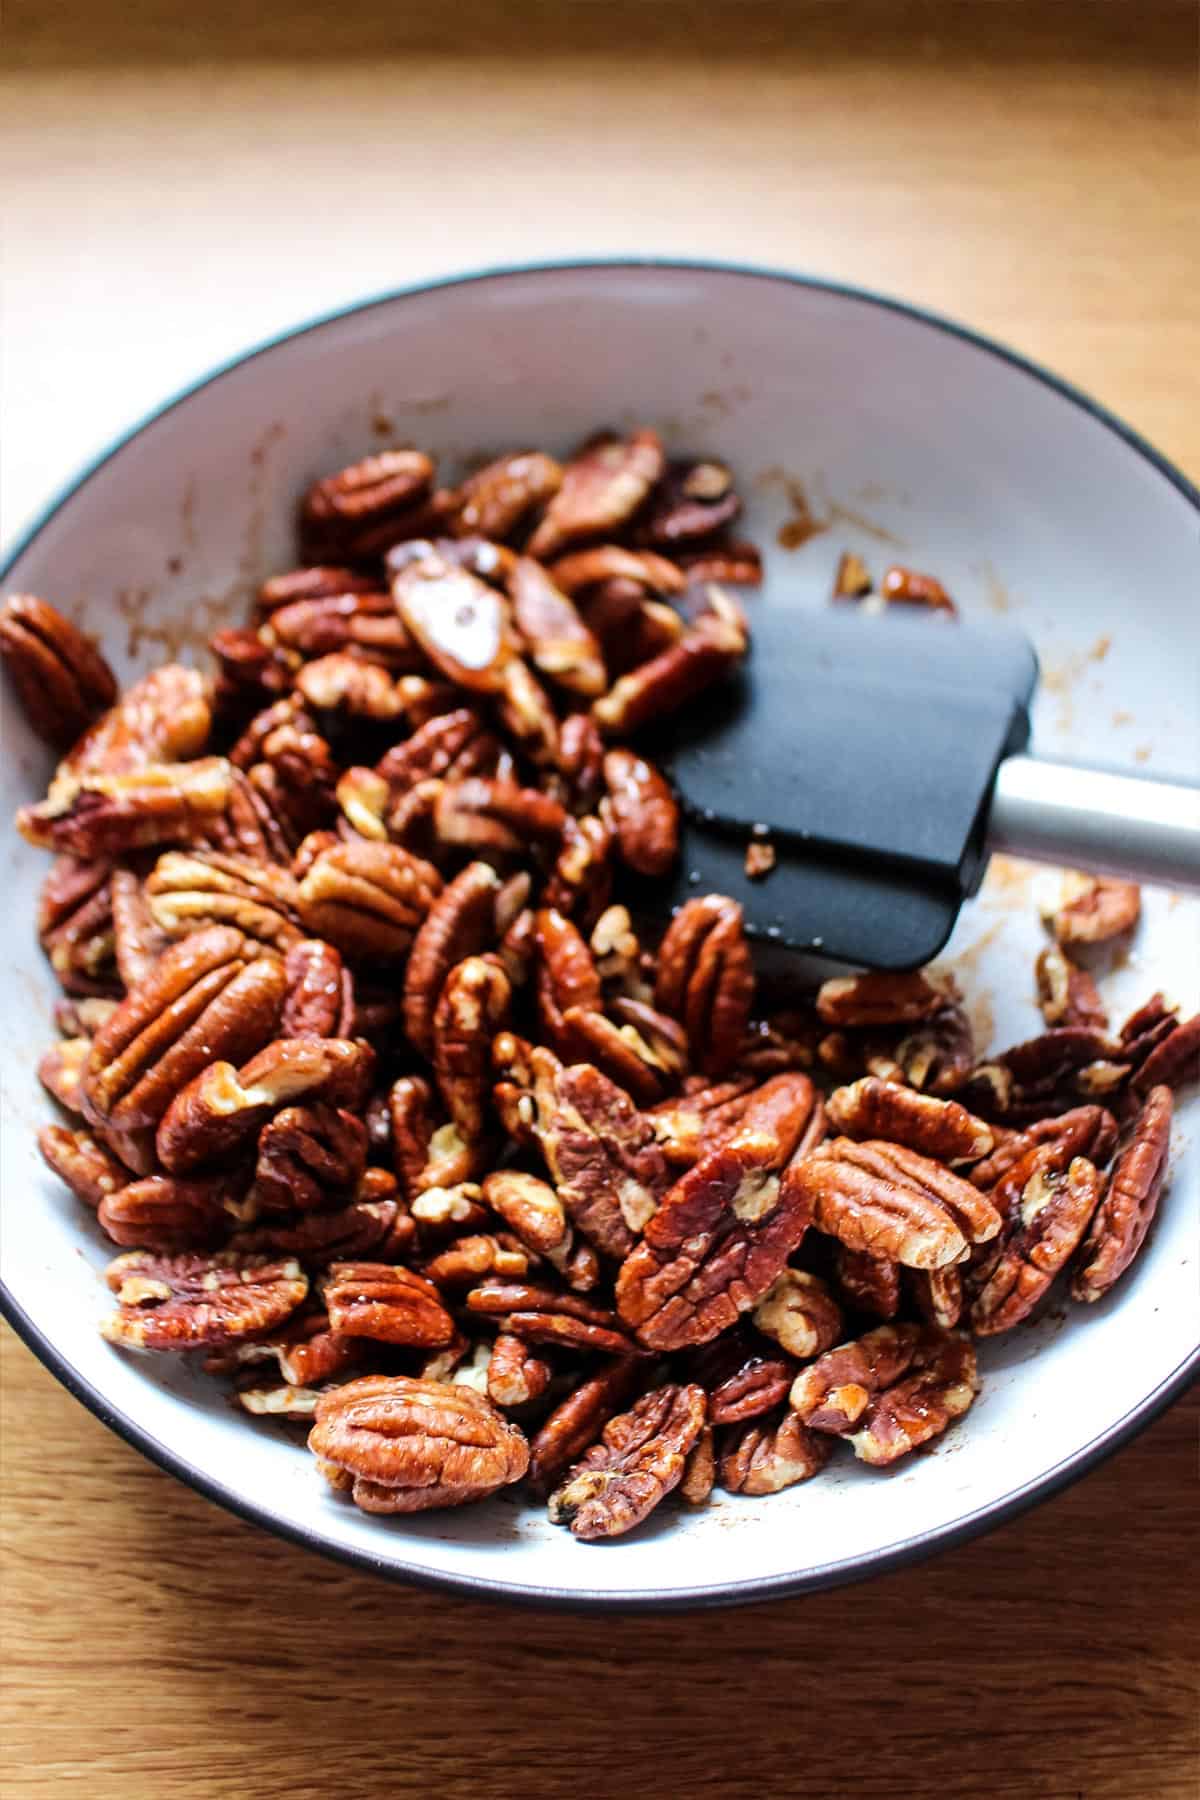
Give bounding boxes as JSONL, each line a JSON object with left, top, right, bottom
{"left": 2, "top": 263, "right": 1197, "bottom": 1606}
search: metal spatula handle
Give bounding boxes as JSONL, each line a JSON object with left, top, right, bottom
{"left": 987, "top": 755, "right": 1200, "bottom": 890}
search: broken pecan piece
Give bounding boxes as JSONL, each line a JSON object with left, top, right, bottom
{"left": 789, "top": 1321, "right": 924, "bottom": 1432}
{"left": 1072, "top": 1086, "right": 1172, "bottom": 1303}
{"left": 101, "top": 1250, "right": 307, "bottom": 1350}
{"left": 547, "top": 1381, "right": 705, "bottom": 1540}
{"left": 1130, "top": 1010, "right": 1200, "bottom": 1097}
{"left": 63, "top": 663, "right": 211, "bottom": 779}
{"left": 1035, "top": 945, "right": 1109, "bottom": 1031}
{"left": 308, "top": 1375, "right": 529, "bottom": 1513}
{"left": 591, "top": 593, "right": 746, "bottom": 736}
{"left": 826, "top": 1077, "right": 994, "bottom": 1164}
{"left": 509, "top": 557, "right": 606, "bottom": 698}
{"left": 465, "top": 1280, "right": 637, "bottom": 1355}
{"left": 38, "top": 1123, "right": 128, "bottom": 1209}
{"left": 655, "top": 895, "right": 754, "bottom": 1077}
{"left": 38, "top": 1036, "right": 91, "bottom": 1113}
{"left": 156, "top": 1036, "right": 366, "bottom": 1174}
{"left": 830, "top": 1245, "right": 902, "bottom": 1320}
{"left": 615, "top": 1073, "right": 818, "bottom": 1349}
{"left": 718, "top": 1410, "right": 834, "bottom": 1495}
{"left": 486, "top": 1332, "right": 552, "bottom": 1409}
{"left": 37, "top": 856, "right": 118, "bottom": 997}
{"left": 639, "top": 459, "right": 742, "bottom": 548}
{"left": 878, "top": 566, "right": 956, "bottom": 614}
{"left": 0, "top": 594, "right": 118, "bottom": 749}
{"left": 1049, "top": 874, "right": 1141, "bottom": 946}
{"left": 788, "top": 1138, "right": 1001, "bottom": 1269}
{"left": 324, "top": 1261, "right": 455, "bottom": 1347}
{"left": 817, "top": 970, "right": 953, "bottom": 1028}
{"left": 751, "top": 1269, "right": 843, "bottom": 1360}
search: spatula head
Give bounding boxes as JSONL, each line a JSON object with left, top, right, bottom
{"left": 646, "top": 607, "right": 1038, "bottom": 970}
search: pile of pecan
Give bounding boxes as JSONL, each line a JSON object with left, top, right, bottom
{"left": 5, "top": 427, "right": 1196, "bottom": 1545}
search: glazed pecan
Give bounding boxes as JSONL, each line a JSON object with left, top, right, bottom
{"left": 526, "top": 1358, "right": 642, "bottom": 1496}
{"left": 455, "top": 449, "right": 563, "bottom": 541}
{"left": 402, "top": 861, "right": 501, "bottom": 1057}
{"left": 410, "top": 1180, "right": 490, "bottom": 1237}
{"left": 1035, "top": 945, "right": 1108, "bottom": 1031}
{"left": 231, "top": 1195, "right": 414, "bottom": 1266}
{"left": 480, "top": 1169, "right": 595, "bottom": 1289}
{"left": 62, "top": 664, "right": 211, "bottom": 779}
{"left": 830, "top": 1245, "right": 902, "bottom": 1320}
{"left": 848, "top": 1330, "right": 978, "bottom": 1465}
{"left": 1050, "top": 874, "right": 1142, "bottom": 946}
{"left": 422, "top": 1234, "right": 533, "bottom": 1287}
{"left": 37, "top": 856, "right": 117, "bottom": 996}
{"left": 244, "top": 722, "right": 339, "bottom": 847}
{"left": 335, "top": 767, "right": 390, "bottom": 840}
{"left": 264, "top": 590, "right": 414, "bottom": 670}
{"left": 258, "top": 565, "right": 381, "bottom": 612}
{"left": 205, "top": 1305, "right": 364, "bottom": 1388}
{"left": 787, "top": 1139, "right": 1001, "bottom": 1269}
{"left": 156, "top": 1037, "right": 368, "bottom": 1174}
{"left": 655, "top": 895, "right": 754, "bottom": 1077}
{"left": 486, "top": 1332, "right": 552, "bottom": 1409}
{"left": 295, "top": 653, "right": 407, "bottom": 722}
{"left": 529, "top": 1048, "right": 670, "bottom": 1260}
{"left": 817, "top": 970, "right": 953, "bottom": 1029}
{"left": 826, "top": 1078, "right": 994, "bottom": 1164}
{"left": 580, "top": 586, "right": 685, "bottom": 678}
{"left": 751, "top": 1269, "right": 843, "bottom": 1360}
{"left": 601, "top": 749, "right": 679, "bottom": 878}
{"left": 718, "top": 1410, "right": 833, "bottom": 1495}
{"left": 109, "top": 866, "right": 171, "bottom": 990}
{"left": 281, "top": 938, "right": 355, "bottom": 1038}
{"left": 310, "top": 1375, "right": 529, "bottom": 1513}
{"left": 547, "top": 1381, "right": 705, "bottom": 1540}
{"left": 465, "top": 1280, "right": 637, "bottom": 1355}
{"left": 18, "top": 758, "right": 233, "bottom": 859}
{"left": 647, "top": 1075, "right": 762, "bottom": 1167}
{"left": 97, "top": 1172, "right": 239, "bottom": 1251}
{"left": 972, "top": 1156, "right": 1103, "bottom": 1333}
{"left": 296, "top": 839, "right": 442, "bottom": 960}
{"left": 542, "top": 813, "right": 613, "bottom": 927}
{"left": 558, "top": 1003, "right": 686, "bottom": 1107}
{"left": 0, "top": 595, "right": 117, "bottom": 749}
{"left": 392, "top": 555, "right": 518, "bottom": 695}
{"left": 496, "top": 658, "right": 560, "bottom": 767}
{"left": 145, "top": 849, "right": 303, "bottom": 951}
{"left": 53, "top": 996, "right": 119, "bottom": 1040}
{"left": 554, "top": 711, "right": 606, "bottom": 814}
{"left": 1130, "top": 1010, "right": 1200, "bottom": 1096}
{"left": 675, "top": 541, "right": 763, "bottom": 587}
{"left": 324, "top": 1262, "right": 455, "bottom": 1347}
{"left": 878, "top": 565, "right": 956, "bottom": 614}
{"left": 209, "top": 627, "right": 293, "bottom": 717}
{"left": 615, "top": 1073, "right": 818, "bottom": 1349}
{"left": 909, "top": 1264, "right": 964, "bottom": 1330}
{"left": 101, "top": 1250, "right": 307, "bottom": 1350}
{"left": 894, "top": 1003, "right": 976, "bottom": 1094}
{"left": 300, "top": 450, "right": 436, "bottom": 559}
{"left": 386, "top": 1074, "right": 438, "bottom": 1202}
{"left": 432, "top": 955, "right": 512, "bottom": 1139}
{"left": 535, "top": 906, "right": 602, "bottom": 1047}
{"left": 705, "top": 1347, "right": 797, "bottom": 1426}
{"left": 84, "top": 926, "right": 286, "bottom": 1132}
{"left": 509, "top": 557, "right": 606, "bottom": 698}
{"left": 251, "top": 1103, "right": 369, "bottom": 1213}
{"left": 640, "top": 459, "right": 741, "bottom": 548}
{"left": 589, "top": 904, "right": 649, "bottom": 999}
{"left": 549, "top": 545, "right": 687, "bottom": 601}
{"left": 38, "top": 1123, "right": 128, "bottom": 1209}
{"left": 969, "top": 1103, "right": 1118, "bottom": 1193}
{"left": 527, "top": 428, "right": 665, "bottom": 561}
{"left": 679, "top": 1425, "right": 716, "bottom": 1505}
{"left": 434, "top": 779, "right": 566, "bottom": 858}
{"left": 376, "top": 708, "right": 498, "bottom": 801}
{"left": 789, "top": 1322, "right": 924, "bottom": 1432}
{"left": 1072, "top": 1085, "right": 1172, "bottom": 1303}
{"left": 591, "top": 590, "right": 747, "bottom": 736}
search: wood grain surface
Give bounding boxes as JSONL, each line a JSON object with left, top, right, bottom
{"left": 1, "top": 4, "right": 1197, "bottom": 1796}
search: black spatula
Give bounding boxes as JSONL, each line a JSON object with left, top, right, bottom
{"left": 645, "top": 609, "right": 1200, "bottom": 969}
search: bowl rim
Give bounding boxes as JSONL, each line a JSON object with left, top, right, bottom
{"left": 2, "top": 256, "right": 1198, "bottom": 1611}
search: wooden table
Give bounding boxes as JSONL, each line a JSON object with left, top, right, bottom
{"left": 2, "top": 5, "right": 1197, "bottom": 1795}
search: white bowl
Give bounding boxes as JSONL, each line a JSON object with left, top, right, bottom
{"left": 2, "top": 261, "right": 1197, "bottom": 1609}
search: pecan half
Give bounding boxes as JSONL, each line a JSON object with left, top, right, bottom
{"left": 281, "top": 938, "right": 355, "bottom": 1038}
{"left": 300, "top": 450, "right": 436, "bottom": 560}
{"left": 434, "top": 778, "right": 566, "bottom": 858}
{"left": 655, "top": 895, "right": 754, "bottom": 1077}
{"left": 816, "top": 970, "right": 953, "bottom": 1028}
{"left": 264, "top": 590, "right": 414, "bottom": 670}
{"left": 231, "top": 1196, "right": 414, "bottom": 1266}
{"left": 324, "top": 1262, "right": 455, "bottom": 1347}
{"left": 547, "top": 1381, "right": 705, "bottom": 1540}
{"left": 830, "top": 1245, "right": 902, "bottom": 1320}
{"left": 309, "top": 1375, "right": 529, "bottom": 1513}
{"left": 1051, "top": 875, "right": 1142, "bottom": 946}
{"left": 601, "top": 749, "right": 679, "bottom": 878}
{"left": 676, "top": 541, "right": 763, "bottom": 587}
{"left": 895, "top": 1003, "right": 976, "bottom": 1094}
{"left": 972, "top": 1156, "right": 1103, "bottom": 1333}
{"left": 527, "top": 429, "right": 665, "bottom": 561}
{"left": 97, "top": 1172, "right": 240, "bottom": 1251}
{"left": 640, "top": 459, "right": 742, "bottom": 548}
{"left": 826, "top": 1077, "right": 994, "bottom": 1164}
{"left": 432, "top": 955, "right": 512, "bottom": 1139}
{"left": 718, "top": 1410, "right": 834, "bottom": 1495}
{"left": 541, "top": 813, "right": 612, "bottom": 927}
{"left": 37, "top": 856, "right": 118, "bottom": 996}
{"left": 526, "top": 1358, "right": 642, "bottom": 1496}
{"left": 401, "top": 861, "right": 501, "bottom": 1057}
{"left": 465, "top": 1280, "right": 637, "bottom": 1355}
{"left": 251, "top": 1103, "right": 369, "bottom": 1214}
{"left": 591, "top": 591, "right": 746, "bottom": 736}
{"left": 1130, "top": 1010, "right": 1200, "bottom": 1096}
{"left": 787, "top": 1139, "right": 1001, "bottom": 1268}
{"left": 789, "top": 1321, "right": 924, "bottom": 1432}
{"left": 109, "top": 866, "right": 170, "bottom": 990}
{"left": 509, "top": 557, "right": 606, "bottom": 698}
{"left": 615, "top": 1073, "right": 818, "bottom": 1349}
{"left": 455, "top": 450, "right": 563, "bottom": 541}
{"left": 1072, "top": 1086, "right": 1172, "bottom": 1303}
{"left": 848, "top": 1330, "right": 979, "bottom": 1465}
{"left": 422, "top": 1235, "right": 533, "bottom": 1287}
{"left": 0, "top": 594, "right": 117, "bottom": 749}
{"left": 38, "top": 1123, "right": 128, "bottom": 1209}
{"left": 101, "top": 1250, "right": 307, "bottom": 1350}
{"left": 205, "top": 1306, "right": 364, "bottom": 1389}
{"left": 751, "top": 1269, "right": 843, "bottom": 1360}
{"left": 969, "top": 1103, "right": 1118, "bottom": 1192}
{"left": 296, "top": 839, "right": 442, "bottom": 960}
{"left": 486, "top": 1332, "right": 552, "bottom": 1409}
{"left": 18, "top": 759, "right": 233, "bottom": 859}
{"left": 63, "top": 663, "right": 211, "bottom": 779}
{"left": 558, "top": 1003, "right": 686, "bottom": 1107}
{"left": 39, "top": 1036, "right": 93, "bottom": 1113}
{"left": 1035, "top": 945, "right": 1109, "bottom": 1031}
{"left": 535, "top": 906, "right": 602, "bottom": 1047}
{"left": 679, "top": 1426, "right": 717, "bottom": 1505}
{"left": 908, "top": 1265, "right": 964, "bottom": 1330}
{"left": 529, "top": 1048, "right": 670, "bottom": 1260}
{"left": 391, "top": 555, "right": 518, "bottom": 694}
{"left": 84, "top": 926, "right": 286, "bottom": 1132}
{"left": 481, "top": 1169, "right": 573, "bottom": 1265}
{"left": 145, "top": 850, "right": 303, "bottom": 951}
{"left": 549, "top": 545, "right": 687, "bottom": 601}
